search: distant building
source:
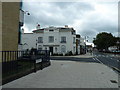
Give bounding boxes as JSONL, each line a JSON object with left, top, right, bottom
{"left": 21, "top": 25, "right": 81, "bottom": 55}
{"left": 86, "top": 44, "right": 93, "bottom": 52}
{"left": 76, "top": 34, "right": 81, "bottom": 54}
{"left": 80, "top": 37, "right": 86, "bottom": 54}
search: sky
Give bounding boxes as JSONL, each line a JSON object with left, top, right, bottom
{"left": 22, "top": 0, "right": 118, "bottom": 43}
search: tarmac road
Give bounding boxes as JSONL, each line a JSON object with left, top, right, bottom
{"left": 51, "top": 52, "right": 120, "bottom": 74}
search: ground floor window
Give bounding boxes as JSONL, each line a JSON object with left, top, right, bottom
{"left": 38, "top": 45, "right": 42, "bottom": 50}
{"left": 55, "top": 47, "right": 57, "bottom": 53}
{"left": 61, "top": 45, "right": 66, "bottom": 53}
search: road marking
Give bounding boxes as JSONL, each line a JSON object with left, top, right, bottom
{"left": 93, "top": 57, "right": 104, "bottom": 64}
{"left": 95, "top": 58, "right": 104, "bottom": 64}
{"left": 111, "top": 66, "right": 120, "bottom": 72}
{"left": 93, "top": 58, "right": 96, "bottom": 61}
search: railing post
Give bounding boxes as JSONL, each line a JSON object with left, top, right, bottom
{"left": 34, "top": 58, "right": 36, "bottom": 72}
{"left": 31, "top": 51, "right": 36, "bottom": 72}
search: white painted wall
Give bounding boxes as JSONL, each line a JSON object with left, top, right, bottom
{"left": 21, "top": 26, "right": 80, "bottom": 55}
{"left": 22, "top": 33, "right": 36, "bottom": 50}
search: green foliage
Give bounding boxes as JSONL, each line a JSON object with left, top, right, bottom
{"left": 93, "top": 32, "right": 116, "bottom": 50}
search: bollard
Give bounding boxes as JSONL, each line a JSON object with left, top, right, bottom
{"left": 33, "top": 59, "right": 36, "bottom": 72}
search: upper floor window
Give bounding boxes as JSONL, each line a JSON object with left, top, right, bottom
{"left": 49, "top": 29, "right": 54, "bottom": 32}
{"left": 71, "top": 31, "right": 75, "bottom": 35}
{"left": 49, "top": 36, "right": 54, "bottom": 43}
{"left": 61, "top": 37, "right": 66, "bottom": 43}
{"left": 38, "top": 37, "right": 43, "bottom": 43}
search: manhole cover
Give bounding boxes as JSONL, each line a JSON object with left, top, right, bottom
{"left": 110, "top": 80, "right": 117, "bottom": 83}
{"left": 61, "top": 64, "right": 63, "bottom": 65}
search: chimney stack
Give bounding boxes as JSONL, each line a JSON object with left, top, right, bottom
{"left": 65, "top": 25, "right": 68, "bottom": 28}
{"left": 36, "top": 24, "right": 40, "bottom": 30}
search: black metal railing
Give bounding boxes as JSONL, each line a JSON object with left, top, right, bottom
{"left": 1, "top": 50, "right": 50, "bottom": 85}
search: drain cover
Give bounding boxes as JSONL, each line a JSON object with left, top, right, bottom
{"left": 110, "top": 80, "right": 117, "bottom": 83}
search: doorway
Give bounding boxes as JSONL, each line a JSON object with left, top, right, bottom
{"left": 49, "top": 47, "right": 53, "bottom": 55}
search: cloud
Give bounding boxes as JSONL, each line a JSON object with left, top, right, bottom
{"left": 22, "top": 1, "right": 118, "bottom": 43}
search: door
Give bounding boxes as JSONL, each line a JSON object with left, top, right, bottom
{"left": 49, "top": 47, "right": 53, "bottom": 55}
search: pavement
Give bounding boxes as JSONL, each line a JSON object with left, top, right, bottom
{"left": 2, "top": 53, "right": 119, "bottom": 88}
{"left": 52, "top": 53, "right": 94, "bottom": 58}
{"left": 69, "top": 53, "right": 94, "bottom": 58}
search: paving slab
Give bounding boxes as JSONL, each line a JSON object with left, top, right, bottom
{"left": 2, "top": 60, "right": 118, "bottom": 88}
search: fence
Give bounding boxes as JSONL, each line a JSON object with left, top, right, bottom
{"left": 1, "top": 50, "right": 50, "bottom": 84}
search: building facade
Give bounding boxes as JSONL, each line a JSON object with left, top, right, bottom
{"left": 80, "top": 37, "right": 86, "bottom": 54}
{"left": 21, "top": 26, "right": 81, "bottom": 55}
{"left": 1, "top": 2, "right": 20, "bottom": 51}
{"left": 76, "top": 34, "right": 81, "bottom": 54}
{"left": 0, "top": 2, "right": 2, "bottom": 52}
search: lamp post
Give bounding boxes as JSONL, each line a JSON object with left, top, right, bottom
{"left": 19, "top": 9, "right": 30, "bottom": 48}
{"left": 24, "top": 11, "right": 30, "bottom": 15}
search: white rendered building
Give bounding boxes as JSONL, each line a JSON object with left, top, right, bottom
{"left": 21, "top": 25, "right": 81, "bottom": 55}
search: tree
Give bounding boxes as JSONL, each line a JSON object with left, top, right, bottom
{"left": 93, "top": 32, "right": 116, "bottom": 51}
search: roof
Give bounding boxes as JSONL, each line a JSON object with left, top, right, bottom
{"left": 32, "top": 26, "right": 75, "bottom": 33}
{"left": 32, "top": 29, "right": 44, "bottom": 33}
{"left": 23, "top": 33, "right": 33, "bottom": 34}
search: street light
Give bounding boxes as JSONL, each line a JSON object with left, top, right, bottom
{"left": 18, "top": 9, "right": 30, "bottom": 50}
{"left": 19, "top": 9, "right": 30, "bottom": 45}
{"left": 24, "top": 11, "right": 30, "bottom": 15}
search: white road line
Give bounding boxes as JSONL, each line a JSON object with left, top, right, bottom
{"left": 96, "top": 58, "right": 104, "bottom": 64}
{"left": 93, "top": 57, "right": 95, "bottom": 60}
{"left": 93, "top": 57, "right": 104, "bottom": 64}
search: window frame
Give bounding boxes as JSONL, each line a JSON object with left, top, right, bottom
{"left": 49, "top": 36, "right": 54, "bottom": 43}
{"left": 38, "top": 37, "right": 43, "bottom": 43}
